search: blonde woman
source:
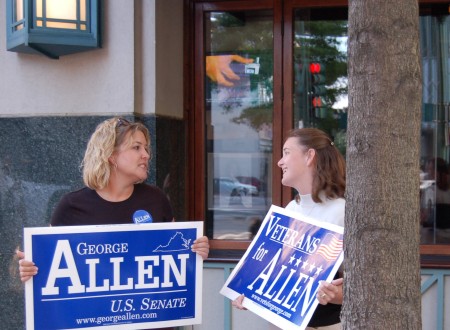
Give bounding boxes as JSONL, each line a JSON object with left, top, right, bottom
{"left": 17, "top": 117, "right": 209, "bottom": 282}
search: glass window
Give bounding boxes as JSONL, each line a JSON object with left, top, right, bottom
{"left": 204, "top": 10, "right": 274, "bottom": 240}
{"left": 192, "top": 1, "right": 450, "bottom": 251}
{"left": 292, "top": 8, "right": 348, "bottom": 156}
{"left": 291, "top": 5, "right": 450, "bottom": 245}
{"left": 419, "top": 10, "right": 450, "bottom": 244}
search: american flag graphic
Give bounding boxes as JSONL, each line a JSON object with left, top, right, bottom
{"left": 316, "top": 233, "right": 343, "bottom": 261}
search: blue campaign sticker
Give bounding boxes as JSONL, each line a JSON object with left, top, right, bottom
{"left": 133, "top": 210, "right": 153, "bottom": 224}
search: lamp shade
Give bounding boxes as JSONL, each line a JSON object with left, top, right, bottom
{"left": 6, "top": 0, "right": 101, "bottom": 59}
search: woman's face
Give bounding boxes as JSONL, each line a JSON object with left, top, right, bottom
{"left": 277, "top": 137, "right": 312, "bottom": 191}
{"left": 113, "top": 131, "right": 150, "bottom": 184}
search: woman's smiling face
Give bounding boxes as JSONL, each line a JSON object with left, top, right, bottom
{"left": 277, "top": 137, "right": 314, "bottom": 192}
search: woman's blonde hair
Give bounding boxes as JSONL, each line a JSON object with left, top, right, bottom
{"left": 81, "top": 117, "right": 151, "bottom": 190}
{"left": 287, "top": 128, "right": 346, "bottom": 203}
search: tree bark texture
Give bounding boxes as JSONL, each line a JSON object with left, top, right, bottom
{"left": 343, "top": 0, "right": 422, "bottom": 329}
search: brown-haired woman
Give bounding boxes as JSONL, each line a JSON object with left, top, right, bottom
{"left": 234, "top": 128, "right": 345, "bottom": 330}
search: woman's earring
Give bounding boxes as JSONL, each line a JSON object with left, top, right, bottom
{"left": 109, "top": 156, "right": 118, "bottom": 170}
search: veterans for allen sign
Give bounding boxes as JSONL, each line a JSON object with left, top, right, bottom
{"left": 220, "top": 205, "right": 344, "bottom": 330}
{"left": 23, "top": 222, "right": 203, "bottom": 330}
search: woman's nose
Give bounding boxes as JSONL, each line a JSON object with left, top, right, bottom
{"left": 277, "top": 158, "right": 283, "bottom": 167}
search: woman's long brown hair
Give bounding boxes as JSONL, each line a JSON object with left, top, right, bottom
{"left": 287, "top": 128, "right": 346, "bottom": 203}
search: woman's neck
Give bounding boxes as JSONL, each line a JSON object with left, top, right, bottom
{"left": 96, "top": 183, "right": 134, "bottom": 202}
{"left": 294, "top": 172, "right": 313, "bottom": 196}
{"left": 295, "top": 183, "right": 312, "bottom": 196}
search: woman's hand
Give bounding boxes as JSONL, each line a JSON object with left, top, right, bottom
{"left": 316, "top": 278, "right": 343, "bottom": 305}
{"left": 206, "top": 55, "right": 254, "bottom": 86}
{"left": 231, "top": 294, "right": 247, "bottom": 310}
{"left": 16, "top": 249, "right": 38, "bottom": 282}
{"left": 191, "top": 236, "right": 210, "bottom": 260}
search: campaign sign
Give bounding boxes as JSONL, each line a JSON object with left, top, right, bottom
{"left": 24, "top": 222, "right": 203, "bottom": 330}
{"left": 220, "top": 205, "right": 344, "bottom": 330}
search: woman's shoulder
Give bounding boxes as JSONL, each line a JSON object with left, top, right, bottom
{"left": 285, "top": 195, "right": 345, "bottom": 208}
{"left": 51, "top": 187, "right": 95, "bottom": 226}
{"left": 285, "top": 199, "right": 299, "bottom": 210}
{"left": 61, "top": 187, "right": 96, "bottom": 202}
{"left": 320, "top": 196, "right": 345, "bottom": 214}
{"left": 324, "top": 196, "right": 345, "bottom": 207}
{"left": 321, "top": 197, "right": 345, "bottom": 226}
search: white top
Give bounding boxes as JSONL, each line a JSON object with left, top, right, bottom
{"left": 285, "top": 193, "right": 345, "bottom": 227}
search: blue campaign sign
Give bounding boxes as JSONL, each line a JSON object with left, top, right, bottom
{"left": 220, "top": 205, "right": 344, "bottom": 330}
{"left": 24, "top": 222, "right": 203, "bottom": 330}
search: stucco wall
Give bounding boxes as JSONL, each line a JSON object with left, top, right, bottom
{"left": 0, "top": 1, "right": 136, "bottom": 117}
{"left": 0, "top": 0, "right": 184, "bottom": 118}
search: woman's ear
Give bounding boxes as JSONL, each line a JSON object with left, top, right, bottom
{"left": 108, "top": 156, "right": 117, "bottom": 167}
{"left": 306, "top": 148, "right": 316, "bottom": 166}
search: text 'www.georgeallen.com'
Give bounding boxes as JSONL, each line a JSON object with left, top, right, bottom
{"left": 251, "top": 294, "right": 292, "bottom": 318}
{"left": 76, "top": 311, "right": 157, "bottom": 326}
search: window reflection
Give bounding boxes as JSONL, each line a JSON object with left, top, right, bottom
{"left": 201, "top": 6, "right": 450, "bottom": 245}
{"left": 420, "top": 157, "right": 450, "bottom": 243}
{"left": 205, "top": 11, "right": 273, "bottom": 239}
{"left": 292, "top": 8, "right": 450, "bottom": 244}
{"left": 420, "top": 13, "right": 450, "bottom": 244}
{"left": 293, "top": 9, "right": 348, "bottom": 155}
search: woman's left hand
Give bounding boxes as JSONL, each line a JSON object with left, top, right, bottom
{"left": 191, "top": 236, "right": 210, "bottom": 260}
{"left": 316, "top": 278, "right": 343, "bottom": 305}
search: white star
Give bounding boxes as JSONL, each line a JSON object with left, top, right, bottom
{"left": 302, "top": 259, "right": 309, "bottom": 269}
{"left": 289, "top": 254, "right": 296, "bottom": 264}
{"left": 314, "top": 265, "right": 324, "bottom": 276}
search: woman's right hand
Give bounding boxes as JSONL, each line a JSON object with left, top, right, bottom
{"left": 16, "top": 250, "right": 38, "bottom": 282}
{"left": 316, "top": 278, "right": 343, "bottom": 305}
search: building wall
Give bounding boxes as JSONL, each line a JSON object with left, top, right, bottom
{"left": 0, "top": 0, "right": 184, "bottom": 118}
{"left": 0, "top": 1, "right": 185, "bottom": 329}
{"left": 0, "top": 3, "right": 134, "bottom": 117}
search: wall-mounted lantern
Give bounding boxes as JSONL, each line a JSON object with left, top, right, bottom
{"left": 6, "top": 0, "right": 101, "bottom": 59}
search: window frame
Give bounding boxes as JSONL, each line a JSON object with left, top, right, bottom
{"left": 187, "top": 0, "right": 284, "bottom": 253}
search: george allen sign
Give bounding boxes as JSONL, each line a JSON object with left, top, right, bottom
{"left": 220, "top": 205, "right": 344, "bottom": 330}
{"left": 24, "top": 222, "right": 203, "bottom": 330}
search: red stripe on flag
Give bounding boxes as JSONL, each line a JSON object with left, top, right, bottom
{"left": 316, "top": 235, "right": 343, "bottom": 261}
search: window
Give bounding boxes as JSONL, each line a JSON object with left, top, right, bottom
{"left": 291, "top": 7, "right": 348, "bottom": 158}
{"left": 419, "top": 4, "right": 450, "bottom": 246}
{"left": 188, "top": 0, "right": 450, "bottom": 260}
{"left": 204, "top": 10, "right": 274, "bottom": 241}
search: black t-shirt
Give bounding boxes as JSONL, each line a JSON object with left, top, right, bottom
{"left": 51, "top": 183, "right": 173, "bottom": 226}
{"left": 308, "top": 303, "right": 341, "bottom": 327}
{"left": 50, "top": 184, "right": 174, "bottom": 330}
